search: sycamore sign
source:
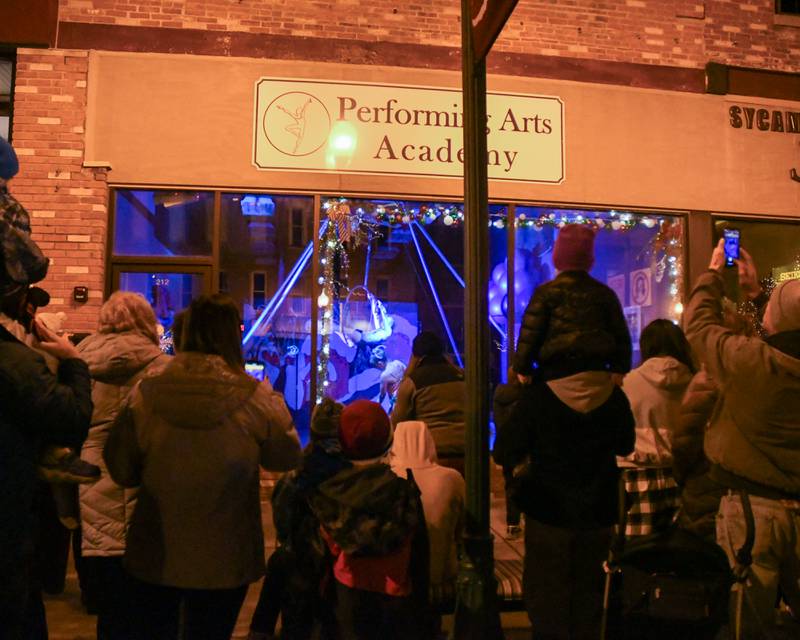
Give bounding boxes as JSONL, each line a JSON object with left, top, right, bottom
{"left": 253, "top": 78, "right": 564, "bottom": 183}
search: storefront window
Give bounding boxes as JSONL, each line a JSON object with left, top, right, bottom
{"left": 0, "top": 58, "right": 12, "bottom": 140}
{"left": 113, "top": 190, "right": 213, "bottom": 256}
{"left": 314, "top": 197, "right": 466, "bottom": 412}
{"left": 514, "top": 207, "right": 685, "bottom": 360}
{"left": 713, "top": 217, "right": 800, "bottom": 301}
{"left": 224, "top": 193, "right": 316, "bottom": 437}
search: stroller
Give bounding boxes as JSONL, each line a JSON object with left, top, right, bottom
{"left": 600, "top": 480, "right": 756, "bottom": 640}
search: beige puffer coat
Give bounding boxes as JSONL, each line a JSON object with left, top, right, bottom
{"left": 77, "top": 331, "right": 170, "bottom": 557}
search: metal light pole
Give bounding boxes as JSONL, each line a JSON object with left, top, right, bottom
{"left": 450, "top": 0, "right": 505, "bottom": 637}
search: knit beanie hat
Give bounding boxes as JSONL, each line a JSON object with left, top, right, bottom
{"left": 764, "top": 279, "right": 800, "bottom": 335}
{"left": 412, "top": 331, "right": 444, "bottom": 358}
{"left": 338, "top": 399, "right": 392, "bottom": 461}
{"left": 553, "top": 224, "right": 595, "bottom": 272}
{"left": 0, "top": 137, "right": 19, "bottom": 181}
{"left": 310, "top": 397, "right": 343, "bottom": 441}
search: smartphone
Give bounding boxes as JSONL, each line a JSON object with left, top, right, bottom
{"left": 245, "top": 361, "right": 266, "bottom": 382}
{"left": 723, "top": 228, "right": 740, "bottom": 268}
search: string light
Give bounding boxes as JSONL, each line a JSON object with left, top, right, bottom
{"left": 316, "top": 201, "right": 380, "bottom": 404}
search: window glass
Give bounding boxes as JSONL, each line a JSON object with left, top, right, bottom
{"left": 777, "top": 0, "right": 800, "bottom": 15}
{"left": 222, "top": 193, "right": 316, "bottom": 439}
{"left": 713, "top": 217, "right": 800, "bottom": 301}
{"left": 113, "top": 190, "right": 213, "bottom": 256}
{"left": 0, "top": 58, "right": 12, "bottom": 140}
{"left": 315, "top": 197, "right": 466, "bottom": 413}
{"left": 515, "top": 207, "right": 685, "bottom": 361}
{"left": 117, "top": 270, "right": 206, "bottom": 352}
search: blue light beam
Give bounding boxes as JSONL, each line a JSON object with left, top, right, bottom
{"left": 412, "top": 221, "right": 506, "bottom": 340}
{"left": 408, "top": 223, "right": 464, "bottom": 368}
{"left": 242, "top": 222, "right": 328, "bottom": 346}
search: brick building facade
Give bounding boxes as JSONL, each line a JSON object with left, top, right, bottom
{"left": 2, "top": 0, "right": 800, "bottom": 336}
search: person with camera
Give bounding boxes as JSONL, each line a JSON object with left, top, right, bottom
{"left": 685, "top": 238, "right": 800, "bottom": 636}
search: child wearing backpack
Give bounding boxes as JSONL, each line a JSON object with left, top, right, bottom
{"left": 311, "top": 400, "right": 429, "bottom": 640}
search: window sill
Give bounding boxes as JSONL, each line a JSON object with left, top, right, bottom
{"left": 774, "top": 13, "right": 800, "bottom": 28}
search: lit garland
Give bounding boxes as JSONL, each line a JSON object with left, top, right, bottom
{"left": 374, "top": 202, "right": 464, "bottom": 227}
{"left": 492, "top": 210, "right": 662, "bottom": 232}
{"left": 326, "top": 198, "right": 668, "bottom": 233}
{"left": 640, "top": 219, "right": 684, "bottom": 322}
{"left": 316, "top": 200, "right": 380, "bottom": 404}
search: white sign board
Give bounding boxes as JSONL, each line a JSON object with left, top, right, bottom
{"left": 253, "top": 78, "right": 564, "bottom": 183}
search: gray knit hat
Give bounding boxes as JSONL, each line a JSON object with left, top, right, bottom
{"left": 764, "top": 279, "right": 800, "bottom": 335}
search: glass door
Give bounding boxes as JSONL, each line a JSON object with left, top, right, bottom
{"left": 111, "top": 264, "right": 211, "bottom": 353}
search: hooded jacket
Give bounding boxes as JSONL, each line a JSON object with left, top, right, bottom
{"left": 685, "top": 271, "right": 800, "bottom": 495}
{"left": 621, "top": 356, "right": 693, "bottom": 466}
{"left": 77, "top": 331, "right": 170, "bottom": 557}
{"left": 311, "top": 462, "right": 422, "bottom": 596}
{"left": 513, "top": 270, "right": 632, "bottom": 380}
{"left": 103, "top": 352, "right": 301, "bottom": 589}
{"left": 390, "top": 421, "right": 464, "bottom": 587}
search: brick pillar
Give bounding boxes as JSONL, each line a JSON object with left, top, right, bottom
{"left": 11, "top": 48, "right": 108, "bottom": 333}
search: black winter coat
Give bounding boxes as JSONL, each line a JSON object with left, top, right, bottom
{"left": 493, "top": 382, "right": 635, "bottom": 529}
{"left": 0, "top": 324, "right": 92, "bottom": 572}
{"left": 513, "top": 270, "right": 632, "bottom": 380}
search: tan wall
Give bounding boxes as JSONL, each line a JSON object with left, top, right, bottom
{"left": 86, "top": 51, "right": 800, "bottom": 217}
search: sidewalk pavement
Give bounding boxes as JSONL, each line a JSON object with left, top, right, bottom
{"left": 45, "top": 465, "right": 532, "bottom": 639}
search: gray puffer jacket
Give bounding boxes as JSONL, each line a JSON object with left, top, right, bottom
{"left": 78, "top": 331, "right": 170, "bottom": 557}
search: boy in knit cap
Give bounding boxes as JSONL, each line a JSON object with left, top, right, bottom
{"left": 248, "top": 398, "right": 350, "bottom": 640}
{"left": 312, "top": 399, "right": 428, "bottom": 640}
{"left": 513, "top": 223, "right": 632, "bottom": 386}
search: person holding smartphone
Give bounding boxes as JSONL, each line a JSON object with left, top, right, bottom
{"left": 685, "top": 239, "right": 800, "bottom": 637}
{"left": 0, "top": 135, "right": 94, "bottom": 640}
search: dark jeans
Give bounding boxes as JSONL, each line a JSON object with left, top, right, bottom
{"left": 0, "top": 550, "right": 48, "bottom": 640}
{"left": 79, "top": 557, "right": 137, "bottom": 640}
{"left": 126, "top": 576, "right": 248, "bottom": 640}
{"left": 523, "top": 518, "right": 611, "bottom": 640}
{"left": 251, "top": 546, "right": 337, "bottom": 640}
{"left": 334, "top": 582, "right": 417, "bottom": 640}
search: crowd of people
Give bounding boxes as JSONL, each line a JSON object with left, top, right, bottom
{"left": 2, "top": 126, "right": 800, "bottom": 640}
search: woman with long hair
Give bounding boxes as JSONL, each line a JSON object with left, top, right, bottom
{"left": 104, "top": 294, "right": 301, "bottom": 640}
{"left": 619, "top": 319, "right": 695, "bottom": 536}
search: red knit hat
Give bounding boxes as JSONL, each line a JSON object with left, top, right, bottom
{"left": 553, "top": 224, "right": 596, "bottom": 272}
{"left": 338, "top": 399, "right": 393, "bottom": 461}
